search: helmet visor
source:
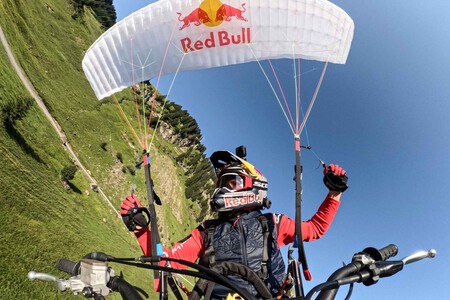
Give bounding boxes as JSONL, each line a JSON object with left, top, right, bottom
{"left": 218, "top": 173, "right": 251, "bottom": 191}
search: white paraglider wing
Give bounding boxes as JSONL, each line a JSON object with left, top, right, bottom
{"left": 82, "top": 0, "right": 354, "bottom": 100}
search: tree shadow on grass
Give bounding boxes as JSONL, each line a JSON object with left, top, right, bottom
{"left": 4, "top": 121, "right": 44, "bottom": 163}
{"left": 67, "top": 181, "right": 82, "bottom": 194}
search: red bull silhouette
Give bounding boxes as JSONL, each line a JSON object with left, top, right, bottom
{"left": 216, "top": 3, "right": 247, "bottom": 22}
{"left": 177, "top": 8, "right": 212, "bottom": 30}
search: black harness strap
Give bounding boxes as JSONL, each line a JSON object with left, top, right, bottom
{"left": 257, "top": 214, "right": 270, "bottom": 279}
{"left": 166, "top": 272, "right": 183, "bottom": 300}
{"left": 199, "top": 219, "right": 220, "bottom": 268}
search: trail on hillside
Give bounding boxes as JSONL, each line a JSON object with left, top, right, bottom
{"left": 0, "top": 25, "right": 120, "bottom": 218}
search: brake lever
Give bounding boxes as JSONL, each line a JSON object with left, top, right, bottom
{"left": 402, "top": 249, "right": 436, "bottom": 265}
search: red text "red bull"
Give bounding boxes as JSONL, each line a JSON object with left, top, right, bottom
{"left": 224, "top": 192, "right": 262, "bottom": 208}
{"left": 180, "top": 28, "right": 251, "bottom": 52}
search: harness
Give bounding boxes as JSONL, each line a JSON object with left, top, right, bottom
{"left": 199, "top": 213, "right": 281, "bottom": 281}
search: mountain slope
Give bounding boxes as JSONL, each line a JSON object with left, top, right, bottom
{"left": 0, "top": 1, "right": 213, "bottom": 298}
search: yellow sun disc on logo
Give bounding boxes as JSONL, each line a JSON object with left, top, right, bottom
{"left": 199, "top": 0, "right": 224, "bottom": 27}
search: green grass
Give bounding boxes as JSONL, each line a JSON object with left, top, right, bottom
{"left": 0, "top": 1, "right": 203, "bottom": 299}
{"left": 0, "top": 38, "right": 152, "bottom": 297}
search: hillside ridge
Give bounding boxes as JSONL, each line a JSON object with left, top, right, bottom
{"left": 0, "top": 24, "right": 118, "bottom": 215}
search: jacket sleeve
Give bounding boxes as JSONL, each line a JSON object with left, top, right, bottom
{"left": 276, "top": 195, "right": 341, "bottom": 247}
{"left": 135, "top": 225, "right": 205, "bottom": 269}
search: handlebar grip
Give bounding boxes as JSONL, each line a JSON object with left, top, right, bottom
{"left": 378, "top": 244, "right": 398, "bottom": 261}
{"left": 55, "top": 258, "right": 80, "bottom": 276}
{"left": 109, "top": 276, "right": 143, "bottom": 300}
{"left": 362, "top": 244, "right": 398, "bottom": 261}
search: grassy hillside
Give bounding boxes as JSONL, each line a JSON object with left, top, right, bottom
{"left": 0, "top": 0, "right": 212, "bottom": 298}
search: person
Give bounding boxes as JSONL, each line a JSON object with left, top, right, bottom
{"left": 120, "top": 149, "right": 348, "bottom": 299}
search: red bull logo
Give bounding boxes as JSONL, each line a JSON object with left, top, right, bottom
{"left": 177, "top": 0, "right": 247, "bottom": 30}
{"left": 177, "top": 0, "right": 251, "bottom": 53}
{"left": 223, "top": 193, "right": 262, "bottom": 208}
{"left": 177, "top": 7, "right": 213, "bottom": 30}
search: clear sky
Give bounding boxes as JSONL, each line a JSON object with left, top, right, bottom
{"left": 113, "top": 0, "right": 449, "bottom": 298}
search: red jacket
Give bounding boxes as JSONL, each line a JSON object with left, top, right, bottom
{"left": 135, "top": 196, "right": 340, "bottom": 279}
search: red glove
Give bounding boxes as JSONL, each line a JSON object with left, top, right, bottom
{"left": 323, "top": 164, "right": 348, "bottom": 192}
{"left": 120, "top": 194, "right": 143, "bottom": 214}
{"left": 120, "top": 195, "right": 149, "bottom": 231}
{"left": 323, "top": 164, "right": 346, "bottom": 177}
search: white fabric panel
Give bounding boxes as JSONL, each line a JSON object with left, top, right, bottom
{"left": 82, "top": 0, "right": 354, "bottom": 99}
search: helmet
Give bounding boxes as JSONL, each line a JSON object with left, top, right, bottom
{"left": 209, "top": 150, "right": 270, "bottom": 212}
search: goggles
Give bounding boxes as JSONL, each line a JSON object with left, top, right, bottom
{"left": 218, "top": 173, "right": 253, "bottom": 192}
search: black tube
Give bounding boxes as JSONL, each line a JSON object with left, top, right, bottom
{"left": 305, "top": 281, "right": 339, "bottom": 300}
{"left": 189, "top": 261, "right": 272, "bottom": 300}
{"left": 294, "top": 136, "right": 308, "bottom": 297}
{"left": 163, "top": 258, "right": 258, "bottom": 300}
{"left": 111, "top": 257, "right": 257, "bottom": 300}
{"left": 306, "top": 271, "right": 371, "bottom": 300}
{"left": 167, "top": 274, "right": 183, "bottom": 300}
{"left": 314, "top": 263, "right": 361, "bottom": 300}
{"left": 83, "top": 251, "right": 114, "bottom": 262}
{"left": 109, "top": 276, "right": 143, "bottom": 300}
{"left": 289, "top": 260, "right": 303, "bottom": 297}
{"left": 143, "top": 152, "right": 162, "bottom": 286}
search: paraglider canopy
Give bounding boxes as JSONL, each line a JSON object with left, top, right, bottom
{"left": 82, "top": 0, "right": 354, "bottom": 100}
{"left": 81, "top": 0, "right": 354, "bottom": 297}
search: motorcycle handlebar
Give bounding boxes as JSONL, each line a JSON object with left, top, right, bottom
{"left": 29, "top": 246, "right": 435, "bottom": 300}
{"left": 309, "top": 245, "right": 435, "bottom": 300}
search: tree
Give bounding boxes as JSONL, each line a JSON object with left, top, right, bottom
{"left": 61, "top": 165, "right": 78, "bottom": 182}
{"left": 71, "top": 0, "right": 117, "bottom": 29}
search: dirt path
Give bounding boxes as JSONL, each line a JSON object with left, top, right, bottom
{"left": 0, "top": 25, "right": 120, "bottom": 217}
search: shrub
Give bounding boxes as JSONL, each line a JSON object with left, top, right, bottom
{"left": 116, "top": 152, "right": 123, "bottom": 163}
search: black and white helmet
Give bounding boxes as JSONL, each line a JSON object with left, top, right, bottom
{"left": 209, "top": 150, "right": 270, "bottom": 212}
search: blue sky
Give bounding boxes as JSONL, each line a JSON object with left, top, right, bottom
{"left": 113, "top": 1, "right": 449, "bottom": 298}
